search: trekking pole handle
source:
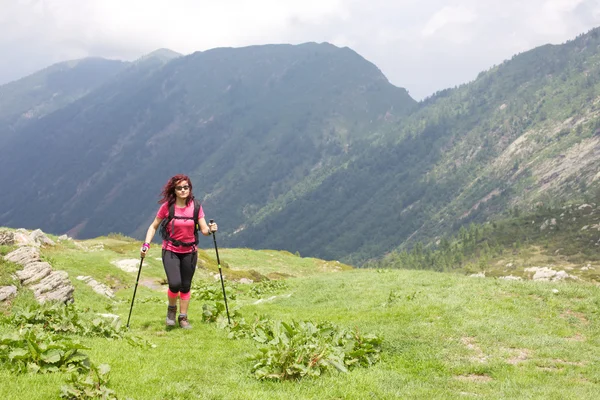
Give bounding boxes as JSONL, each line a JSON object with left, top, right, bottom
{"left": 209, "top": 219, "right": 221, "bottom": 264}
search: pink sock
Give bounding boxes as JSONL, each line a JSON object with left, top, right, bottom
{"left": 180, "top": 291, "right": 191, "bottom": 300}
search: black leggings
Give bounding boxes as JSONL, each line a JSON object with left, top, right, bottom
{"left": 162, "top": 250, "right": 197, "bottom": 294}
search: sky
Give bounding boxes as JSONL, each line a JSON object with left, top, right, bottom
{"left": 1, "top": 0, "right": 600, "bottom": 100}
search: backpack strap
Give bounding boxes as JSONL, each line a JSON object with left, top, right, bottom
{"left": 168, "top": 202, "right": 175, "bottom": 221}
{"left": 168, "top": 202, "right": 177, "bottom": 245}
{"left": 193, "top": 199, "right": 201, "bottom": 245}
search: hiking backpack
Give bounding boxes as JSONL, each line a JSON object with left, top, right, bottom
{"left": 158, "top": 198, "right": 202, "bottom": 247}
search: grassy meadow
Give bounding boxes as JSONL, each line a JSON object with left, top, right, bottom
{"left": 1, "top": 234, "right": 600, "bottom": 399}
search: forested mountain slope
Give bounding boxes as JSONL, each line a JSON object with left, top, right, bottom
{"left": 0, "top": 43, "right": 415, "bottom": 257}
{"left": 229, "top": 28, "right": 600, "bottom": 263}
{"left": 1, "top": 29, "right": 600, "bottom": 264}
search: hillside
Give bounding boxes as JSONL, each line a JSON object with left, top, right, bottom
{"left": 1, "top": 231, "right": 599, "bottom": 398}
{"left": 229, "top": 28, "right": 600, "bottom": 263}
{"left": 0, "top": 42, "right": 416, "bottom": 253}
{"left": 368, "top": 200, "right": 600, "bottom": 282}
{"left": 1, "top": 30, "right": 600, "bottom": 265}
{"left": 0, "top": 57, "right": 128, "bottom": 129}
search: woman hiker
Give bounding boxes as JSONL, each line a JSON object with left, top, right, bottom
{"left": 140, "top": 174, "right": 217, "bottom": 329}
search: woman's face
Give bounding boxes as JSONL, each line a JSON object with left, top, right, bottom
{"left": 174, "top": 180, "right": 190, "bottom": 200}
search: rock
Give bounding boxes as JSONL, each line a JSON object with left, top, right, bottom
{"left": 111, "top": 259, "right": 141, "bottom": 273}
{"left": 581, "top": 226, "right": 589, "bottom": 231}
{"left": 4, "top": 239, "right": 75, "bottom": 305}
{"left": 579, "top": 204, "right": 592, "bottom": 210}
{"left": 0, "top": 230, "right": 15, "bottom": 245}
{"left": 540, "top": 220, "right": 549, "bottom": 231}
{"left": 98, "top": 313, "right": 121, "bottom": 324}
{"left": 57, "top": 234, "right": 72, "bottom": 241}
{"left": 16, "top": 261, "right": 52, "bottom": 285}
{"left": 13, "top": 229, "right": 35, "bottom": 246}
{"left": 554, "top": 271, "right": 571, "bottom": 280}
{"left": 38, "top": 285, "right": 75, "bottom": 304}
{"left": 505, "top": 262, "right": 514, "bottom": 268}
{"left": 239, "top": 278, "right": 254, "bottom": 284}
{"left": 0, "top": 285, "right": 18, "bottom": 301}
{"left": 552, "top": 289, "right": 559, "bottom": 294}
{"left": 4, "top": 246, "right": 40, "bottom": 266}
{"left": 524, "top": 267, "right": 578, "bottom": 281}
{"left": 30, "top": 271, "right": 74, "bottom": 303}
{"left": 500, "top": 275, "right": 522, "bottom": 281}
{"left": 469, "top": 273, "right": 485, "bottom": 278}
{"left": 89, "top": 243, "right": 104, "bottom": 252}
{"left": 29, "top": 229, "right": 56, "bottom": 247}
{"left": 76, "top": 275, "right": 115, "bottom": 298}
{"left": 72, "top": 241, "right": 86, "bottom": 250}
{"left": 99, "top": 313, "right": 120, "bottom": 320}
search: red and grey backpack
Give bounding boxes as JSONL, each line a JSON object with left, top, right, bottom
{"left": 159, "top": 198, "right": 202, "bottom": 247}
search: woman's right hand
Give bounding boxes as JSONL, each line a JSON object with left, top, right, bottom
{"left": 140, "top": 242, "right": 150, "bottom": 258}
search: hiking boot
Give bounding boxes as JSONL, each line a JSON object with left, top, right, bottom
{"left": 178, "top": 314, "right": 192, "bottom": 329}
{"left": 166, "top": 306, "right": 177, "bottom": 327}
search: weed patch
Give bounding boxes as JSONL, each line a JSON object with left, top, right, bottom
{"left": 191, "top": 281, "right": 237, "bottom": 302}
{"left": 61, "top": 363, "right": 117, "bottom": 400}
{"left": 0, "top": 302, "right": 152, "bottom": 399}
{"left": 248, "top": 280, "right": 289, "bottom": 298}
{"left": 0, "top": 329, "right": 90, "bottom": 374}
{"left": 4, "top": 302, "right": 155, "bottom": 347}
{"left": 200, "top": 300, "right": 383, "bottom": 381}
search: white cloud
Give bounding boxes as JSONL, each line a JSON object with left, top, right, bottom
{"left": 421, "top": 5, "right": 478, "bottom": 39}
{"left": 528, "top": 0, "right": 588, "bottom": 36}
{"left": 0, "top": 0, "right": 599, "bottom": 99}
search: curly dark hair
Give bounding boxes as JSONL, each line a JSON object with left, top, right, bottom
{"left": 159, "top": 174, "right": 194, "bottom": 206}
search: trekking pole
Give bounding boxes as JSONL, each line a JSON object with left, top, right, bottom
{"left": 126, "top": 256, "right": 144, "bottom": 329}
{"left": 210, "top": 219, "right": 231, "bottom": 325}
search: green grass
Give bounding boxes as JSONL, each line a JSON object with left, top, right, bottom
{"left": 377, "top": 202, "right": 600, "bottom": 283}
{"left": 0, "top": 245, "right": 20, "bottom": 287}
{"left": 217, "top": 248, "right": 353, "bottom": 279}
{"left": 1, "top": 236, "right": 600, "bottom": 399}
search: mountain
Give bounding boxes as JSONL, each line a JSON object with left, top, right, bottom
{"left": 0, "top": 57, "right": 128, "bottom": 130}
{"left": 0, "top": 28, "right": 599, "bottom": 264}
{"left": 0, "top": 42, "right": 416, "bottom": 250}
{"left": 0, "top": 48, "right": 185, "bottom": 133}
{"left": 135, "top": 48, "right": 182, "bottom": 63}
{"left": 228, "top": 28, "right": 600, "bottom": 262}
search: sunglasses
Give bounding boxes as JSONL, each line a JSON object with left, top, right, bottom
{"left": 175, "top": 186, "right": 190, "bottom": 191}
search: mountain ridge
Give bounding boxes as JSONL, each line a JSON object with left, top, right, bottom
{"left": 1, "top": 30, "right": 599, "bottom": 264}
{"left": 0, "top": 41, "right": 416, "bottom": 257}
